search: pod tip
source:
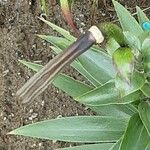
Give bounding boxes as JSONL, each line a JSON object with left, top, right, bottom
{"left": 88, "top": 26, "right": 104, "bottom": 44}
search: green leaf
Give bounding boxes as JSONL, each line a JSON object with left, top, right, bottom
{"left": 39, "top": 35, "right": 115, "bottom": 86}
{"left": 142, "top": 38, "right": 150, "bottom": 54}
{"left": 106, "top": 38, "right": 120, "bottom": 56}
{"left": 136, "top": 6, "right": 149, "bottom": 26}
{"left": 142, "top": 38, "right": 150, "bottom": 74}
{"left": 57, "top": 143, "right": 114, "bottom": 150}
{"left": 109, "top": 138, "right": 122, "bottom": 150}
{"left": 123, "top": 31, "right": 141, "bottom": 51}
{"left": 120, "top": 114, "right": 150, "bottom": 150}
{"left": 115, "top": 71, "right": 145, "bottom": 97}
{"left": 146, "top": 142, "right": 150, "bottom": 150}
{"left": 40, "top": 0, "right": 48, "bottom": 15}
{"left": 9, "top": 116, "right": 128, "bottom": 142}
{"left": 141, "top": 83, "right": 150, "bottom": 98}
{"left": 112, "top": 0, "right": 143, "bottom": 37}
{"left": 39, "top": 18, "right": 76, "bottom": 42}
{"left": 113, "top": 47, "right": 134, "bottom": 82}
{"left": 77, "top": 81, "right": 142, "bottom": 106}
{"left": 144, "top": 54, "right": 150, "bottom": 74}
{"left": 77, "top": 82, "right": 118, "bottom": 106}
{"left": 138, "top": 101, "right": 150, "bottom": 136}
{"left": 53, "top": 74, "right": 93, "bottom": 98}
{"left": 18, "top": 60, "right": 43, "bottom": 72}
{"left": 90, "top": 104, "right": 137, "bottom": 118}
{"left": 18, "top": 60, "right": 93, "bottom": 98}
{"left": 38, "top": 35, "right": 71, "bottom": 50}
{"left": 78, "top": 50, "right": 115, "bottom": 84}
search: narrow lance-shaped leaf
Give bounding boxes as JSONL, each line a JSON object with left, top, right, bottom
{"left": 60, "top": 0, "right": 79, "bottom": 36}
{"left": 112, "top": 0, "right": 143, "bottom": 37}
{"left": 9, "top": 116, "right": 128, "bottom": 143}
{"left": 138, "top": 101, "right": 150, "bottom": 136}
{"left": 115, "top": 71, "right": 145, "bottom": 97}
{"left": 40, "top": 0, "right": 48, "bottom": 16}
{"left": 141, "top": 83, "right": 150, "bottom": 98}
{"left": 76, "top": 81, "right": 142, "bottom": 106}
{"left": 90, "top": 104, "right": 137, "bottom": 118}
{"left": 106, "top": 38, "right": 120, "bottom": 56}
{"left": 109, "top": 138, "right": 122, "bottom": 150}
{"left": 39, "top": 17, "right": 76, "bottom": 42}
{"left": 136, "top": 6, "right": 150, "bottom": 27}
{"left": 18, "top": 60, "right": 43, "bottom": 72}
{"left": 57, "top": 143, "right": 114, "bottom": 150}
{"left": 120, "top": 114, "right": 150, "bottom": 150}
{"left": 142, "top": 38, "right": 150, "bottom": 74}
{"left": 123, "top": 31, "right": 141, "bottom": 51}
{"left": 146, "top": 142, "right": 150, "bottom": 150}
{"left": 142, "top": 38, "right": 150, "bottom": 53}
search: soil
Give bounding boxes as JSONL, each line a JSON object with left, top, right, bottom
{"left": 0, "top": 0, "right": 150, "bottom": 149}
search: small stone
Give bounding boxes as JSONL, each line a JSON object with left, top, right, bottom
{"left": 28, "top": 116, "right": 33, "bottom": 120}
{"left": 56, "top": 115, "right": 62, "bottom": 118}
{"left": 11, "top": 113, "right": 14, "bottom": 117}
{"left": 0, "top": 112, "right": 3, "bottom": 117}
{"left": 32, "top": 44, "right": 36, "bottom": 49}
{"left": 79, "top": 28, "right": 84, "bottom": 33}
{"left": 3, "top": 70, "right": 9, "bottom": 76}
{"left": 52, "top": 140, "right": 57, "bottom": 144}
{"left": 41, "top": 100, "right": 45, "bottom": 106}
{"left": 79, "top": 14, "right": 84, "bottom": 18}
{"left": 29, "top": 109, "right": 33, "bottom": 113}
{"left": 31, "top": 143, "right": 36, "bottom": 147}
{"left": 81, "top": 22, "right": 85, "bottom": 26}
{"left": 75, "top": 17, "right": 80, "bottom": 21}
{"left": 3, "top": 117, "right": 7, "bottom": 121}
{"left": 31, "top": 113, "right": 38, "bottom": 119}
{"left": 102, "top": 13, "right": 106, "bottom": 16}
{"left": 17, "top": 72, "right": 21, "bottom": 75}
{"left": 12, "top": 93, "right": 15, "bottom": 96}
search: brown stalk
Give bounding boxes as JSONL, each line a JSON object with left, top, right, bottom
{"left": 16, "top": 26, "right": 104, "bottom": 103}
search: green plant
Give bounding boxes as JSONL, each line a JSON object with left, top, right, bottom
{"left": 9, "top": 0, "right": 150, "bottom": 149}
{"left": 40, "top": 0, "right": 48, "bottom": 16}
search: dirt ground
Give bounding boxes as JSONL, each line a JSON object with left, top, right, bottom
{"left": 0, "top": 0, "right": 150, "bottom": 149}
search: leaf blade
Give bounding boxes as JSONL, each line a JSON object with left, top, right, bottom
{"left": 9, "top": 116, "right": 128, "bottom": 143}
{"left": 136, "top": 6, "right": 150, "bottom": 26}
{"left": 113, "top": 0, "right": 143, "bottom": 37}
{"left": 39, "top": 18, "right": 76, "bottom": 41}
{"left": 77, "top": 81, "right": 141, "bottom": 106}
{"left": 138, "top": 101, "right": 150, "bottom": 136}
{"left": 120, "top": 114, "right": 150, "bottom": 150}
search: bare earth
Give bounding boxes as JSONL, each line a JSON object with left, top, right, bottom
{"left": 0, "top": 0, "right": 149, "bottom": 149}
